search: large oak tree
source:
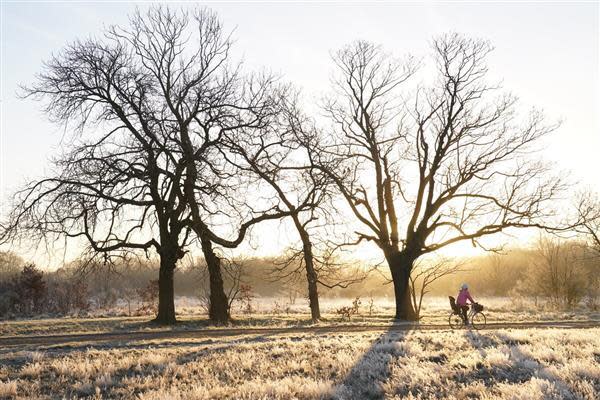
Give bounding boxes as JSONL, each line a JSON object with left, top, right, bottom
{"left": 321, "top": 35, "right": 565, "bottom": 320}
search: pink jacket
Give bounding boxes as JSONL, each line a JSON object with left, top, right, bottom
{"left": 457, "top": 289, "right": 474, "bottom": 306}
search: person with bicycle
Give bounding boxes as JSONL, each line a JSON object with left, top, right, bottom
{"left": 457, "top": 283, "right": 475, "bottom": 326}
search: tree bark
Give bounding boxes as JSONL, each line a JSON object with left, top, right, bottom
{"left": 200, "top": 233, "right": 230, "bottom": 324}
{"left": 387, "top": 250, "right": 418, "bottom": 321}
{"left": 303, "top": 239, "right": 321, "bottom": 322}
{"left": 293, "top": 217, "right": 321, "bottom": 322}
{"left": 154, "top": 250, "right": 177, "bottom": 325}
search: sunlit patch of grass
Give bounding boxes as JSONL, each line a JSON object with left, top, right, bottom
{"left": 0, "top": 380, "right": 17, "bottom": 398}
{"left": 19, "top": 362, "right": 43, "bottom": 378}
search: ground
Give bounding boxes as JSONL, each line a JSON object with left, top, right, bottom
{"left": 1, "top": 296, "right": 598, "bottom": 337}
{"left": 1, "top": 327, "right": 599, "bottom": 399}
{"left": 0, "top": 297, "right": 599, "bottom": 399}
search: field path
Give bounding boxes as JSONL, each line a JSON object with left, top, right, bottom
{"left": 1, "top": 320, "right": 599, "bottom": 347}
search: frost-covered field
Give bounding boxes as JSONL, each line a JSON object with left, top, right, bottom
{"left": 0, "top": 327, "right": 598, "bottom": 399}
{"left": 2, "top": 296, "right": 598, "bottom": 337}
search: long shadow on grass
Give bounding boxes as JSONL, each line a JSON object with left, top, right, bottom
{"left": 19, "top": 335, "right": 264, "bottom": 357}
{"left": 333, "top": 326, "right": 413, "bottom": 400}
{"left": 494, "top": 331, "right": 577, "bottom": 396}
{"left": 113, "top": 315, "right": 321, "bottom": 333}
{"left": 462, "top": 330, "right": 534, "bottom": 387}
{"left": 463, "top": 330, "right": 576, "bottom": 395}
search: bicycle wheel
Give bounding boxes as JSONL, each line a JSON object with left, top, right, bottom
{"left": 448, "top": 313, "right": 463, "bottom": 329}
{"left": 470, "top": 312, "right": 487, "bottom": 330}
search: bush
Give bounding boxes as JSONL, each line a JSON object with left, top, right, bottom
{"left": 239, "top": 284, "right": 255, "bottom": 314}
{"left": 335, "top": 297, "right": 362, "bottom": 321}
{"left": 14, "top": 264, "right": 47, "bottom": 315}
{"left": 0, "top": 280, "right": 19, "bottom": 318}
{"left": 47, "top": 278, "right": 89, "bottom": 315}
{"left": 1, "top": 263, "right": 93, "bottom": 318}
{"left": 583, "top": 270, "right": 600, "bottom": 310}
{"left": 136, "top": 279, "right": 159, "bottom": 315}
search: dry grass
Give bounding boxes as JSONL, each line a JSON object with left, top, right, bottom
{"left": 0, "top": 327, "right": 598, "bottom": 399}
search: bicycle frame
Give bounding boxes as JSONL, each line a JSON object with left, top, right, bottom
{"left": 449, "top": 303, "right": 486, "bottom": 330}
{"left": 467, "top": 307, "right": 476, "bottom": 321}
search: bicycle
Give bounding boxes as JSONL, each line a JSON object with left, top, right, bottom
{"left": 448, "top": 296, "right": 487, "bottom": 330}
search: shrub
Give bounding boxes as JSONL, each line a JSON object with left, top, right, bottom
{"left": 0, "top": 280, "right": 19, "bottom": 318}
{"left": 136, "top": 279, "right": 159, "bottom": 315}
{"left": 335, "top": 297, "right": 362, "bottom": 321}
{"left": 239, "top": 284, "right": 255, "bottom": 314}
{"left": 47, "top": 278, "right": 89, "bottom": 315}
{"left": 14, "top": 264, "right": 47, "bottom": 315}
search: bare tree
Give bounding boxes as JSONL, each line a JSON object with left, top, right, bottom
{"left": 319, "top": 35, "right": 566, "bottom": 320}
{"left": 0, "top": 8, "right": 201, "bottom": 324}
{"left": 409, "top": 257, "right": 466, "bottom": 319}
{"left": 111, "top": 8, "right": 294, "bottom": 324}
{"left": 196, "top": 255, "right": 244, "bottom": 316}
{"left": 271, "top": 244, "right": 370, "bottom": 320}
{"left": 576, "top": 191, "right": 600, "bottom": 254}
{"left": 1, "top": 6, "right": 296, "bottom": 325}
{"left": 0, "top": 252, "right": 23, "bottom": 281}
{"left": 530, "top": 237, "right": 586, "bottom": 308}
{"left": 220, "top": 95, "right": 342, "bottom": 321}
{"left": 106, "top": 6, "right": 245, "bottom": 324}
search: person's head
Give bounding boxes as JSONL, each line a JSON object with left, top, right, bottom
{"left": 460, "top": 283, "right": 469, "bottom": 291}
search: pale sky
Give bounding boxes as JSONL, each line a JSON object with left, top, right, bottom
{"left": 1, "top": 1, "right": 598, "bottom": 267}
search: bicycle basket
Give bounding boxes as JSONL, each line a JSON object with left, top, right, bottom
{"left": 473, "top": 303, "right": 484, "bottom": 312}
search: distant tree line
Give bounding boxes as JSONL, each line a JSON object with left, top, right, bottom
{"left": 0, "top": 256, "right": 88, "bottom": 317}
{"left": 1, "top": 232, "right": 598, "bottom": 320}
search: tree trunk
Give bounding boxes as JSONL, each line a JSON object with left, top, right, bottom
{"left": 200, "top": 233, "right": 230, "bottom": 324}
{"left": 387, "top": 250, "right": 418, "bottom": 321}
{"left": 293, "top": 217, "right": 321, "bottom": 322}
{"left": 303, "top": 239, "right": 321, "bottom": 322}
{"left": 154, "top": 252, "right": 177, "bottom": 325}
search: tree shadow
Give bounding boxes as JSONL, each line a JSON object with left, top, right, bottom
{"left": 494, "top": 331, "right": 578, "bottom": 395}
{"left": 171, "top": 331, "right": 280, "bottom": 365}
{"left": 463, "top": 330, "right": 577, "bottom": 395}
{"left": 22, "top": 331, "right": 280, "bottom": 359}
{"left": 464, "top": 330, "right": 501, "bottom": 358}
{"left": 332, "top": 326, "right": 413, "bottom": 400}
{"left": 461, "top": 331, "right": 533, "bottom": 388}
{"left": 121, "top": 314, "right": 321, "bottom": 332}
{"left": 108, "top": 317, "right": 215, "bottom": 332}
